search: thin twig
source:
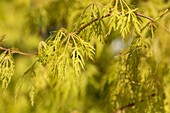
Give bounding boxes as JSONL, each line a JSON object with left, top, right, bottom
{"left": 113, "top": 100, "right": 144, "bottom": 113}
{"left": 92, "top": 2, "right": 104, "bottom": 8}
{"left": 76, "top": 14, "right": 111, "bottom": 34}
{"left": 135, "top": 13, "right": 155, "bottom": 22}
{"left": 0, "top": 46, "right": 36, "bottom": 56}
{"left": 113, "top": 0, "right": 117, "bottom": 7}
{"left": 113, "top": 94, "right": 155, "bottom": 113}
{"left": 0, "top": 34, "right": 8, "bottom": 42}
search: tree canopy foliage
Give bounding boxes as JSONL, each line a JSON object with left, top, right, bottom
{"left": 0, "top": 0, "right": 170, "bottom": 113}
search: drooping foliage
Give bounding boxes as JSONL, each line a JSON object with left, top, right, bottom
{"left": 0, "top": 51, "right": 14, "bottom": 90}
{"left": 0, "top": 0, "right": 170, "bottom": 113}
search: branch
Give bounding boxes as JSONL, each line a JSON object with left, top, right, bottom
{"left": 113, "top": 0, "right": 117, "bottom": 7}
{"left": 113, "top": 100, "right": 144, "bottom": 113}
{"left": 76, "top": 4, "right": 155, "bottom": 34}
{"left": 135, "top": 13, "right": 155, "bottom": 22}
{"left": 113, "top": 94, "right": 155, "bottom": 113}
{"left": 0, "top": 46, "right": 36, "bottom": 56}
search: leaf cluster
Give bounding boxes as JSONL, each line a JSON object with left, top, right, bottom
{"left": 0, "top": 51, "right": 14, "bottom": 91}
{"left": 38, "top": 28, "right": 95, "bottom": 82}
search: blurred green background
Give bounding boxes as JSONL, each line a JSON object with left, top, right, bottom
{"left": 0, "top": 0, "right": 170, "bottom": 113}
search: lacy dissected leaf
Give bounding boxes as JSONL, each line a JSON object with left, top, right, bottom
{"left": 71, "top": 33, "right": 95, "bottom": 76}
{"left": 108, "top": 8, "right": 120, "bottom": 34}
{"left": 74, "top": 2, "right": 103, "bottom": 31}
{"left": 131, "top": 12, "right": 142, "bottom": 36}
{"left": 107, "top": 0, "right": 142, "bottom": 39}
{"left": 38, "top": 29, "right": 68, "bottom": 65}
{"left": 91, "top": 20, "right": 106, "bottom": 42}
{"left": 74, "top": 2, "right": 107, "bottom": 43}
{"left": 72, "top": 47, "right": 84, "bottom": 76}
{"left": 72, "top": 34, "right": 95, "bottom": 60}
{"left": 38, "top": 29, "right": 70, "bottom": 79}
{"left": 108, "top": 8, "right": 142, "bottom": 39}
{"left": 38, "top": 41, "right": 48, "bottom": 66}
{"left": 0, "top": 51, "right": 15, "bottom": 90}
